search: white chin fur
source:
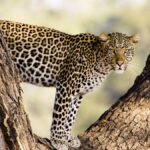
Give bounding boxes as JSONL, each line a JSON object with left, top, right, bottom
{"left": 115, "top": 69, "right": 124, "bottom": 74}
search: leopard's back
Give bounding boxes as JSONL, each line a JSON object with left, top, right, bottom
{"left": 0, "top": 20, "right": 73, "bottom": 86}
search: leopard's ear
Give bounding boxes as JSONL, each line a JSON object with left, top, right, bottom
{"left": 99, "top": 33, "right": 110, "bottom": 41}
{"left": 129, "top": 34, "right": 140, "bottom": 43}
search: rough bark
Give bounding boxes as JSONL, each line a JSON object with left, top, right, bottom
{"left": 0, "top": 31, "right": 150, "bottom": 150}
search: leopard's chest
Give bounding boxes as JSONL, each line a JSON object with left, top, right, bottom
{"left": 79, "top": 73, "right": 106, "bottom": 95}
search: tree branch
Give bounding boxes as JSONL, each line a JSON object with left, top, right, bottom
{"left": 0, "top": 31, "right": 149, "bottom": 150}
{"left": 78, "top": 55, "right": 150, "bottom": 150}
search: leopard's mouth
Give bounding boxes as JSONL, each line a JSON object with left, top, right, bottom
{"left": 114, "top": 64, "right": 127, "bottom": 74}
{"left": 115, "top": 69, "right": 125, "bottom": 74}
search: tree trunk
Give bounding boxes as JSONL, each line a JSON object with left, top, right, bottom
{"left": 0, "top": 31, "right": 150, "bottom": 150}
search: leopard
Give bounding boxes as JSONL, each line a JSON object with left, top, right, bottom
{"left": 0, "top": 20, "right": 139, "bottom": 150}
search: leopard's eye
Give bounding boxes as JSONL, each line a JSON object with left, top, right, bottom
{"left": 125, "top": 49, "right": 134, "bottom": 62}
{"left": 125, "top": 49, "right": 134, "bottom": 56}
{"left": 126, "top": 49, "right": 130, "bottom": 52}
{"left": 108, "top": 50, "right": 115, "bottom": 56}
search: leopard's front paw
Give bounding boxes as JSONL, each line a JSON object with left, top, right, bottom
{"left": 50, "top": 138, "right": 68, "bottom": 150}
{"left": 67, "top": 136, "right": 81, "bottom": 148}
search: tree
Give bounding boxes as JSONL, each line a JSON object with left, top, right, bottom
{"left": 0, "top": 31, "right": 149, "bottom": 150}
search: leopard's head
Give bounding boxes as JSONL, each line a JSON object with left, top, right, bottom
{"left": 99, "top": 32, "right": 139, "bottom": 74}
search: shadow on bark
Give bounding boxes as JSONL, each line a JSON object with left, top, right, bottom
{"left": 0, "top": 31, "right": 149, "bottom": 150}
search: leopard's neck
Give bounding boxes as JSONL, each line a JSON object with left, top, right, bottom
{"left": 94, "top": 42, "right": 113, "bottom": 76}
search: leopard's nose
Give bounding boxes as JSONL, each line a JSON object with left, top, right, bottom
{"left": 117, "top": 61, "right": 124, "bottom": 67}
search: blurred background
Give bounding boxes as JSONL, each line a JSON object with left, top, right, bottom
{"left": 0, "top": 0, "right": 149, "bottom": 138}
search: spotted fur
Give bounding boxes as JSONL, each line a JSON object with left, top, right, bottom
{"left": 0, "top": 20, "right": 139, "bottom": 150}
